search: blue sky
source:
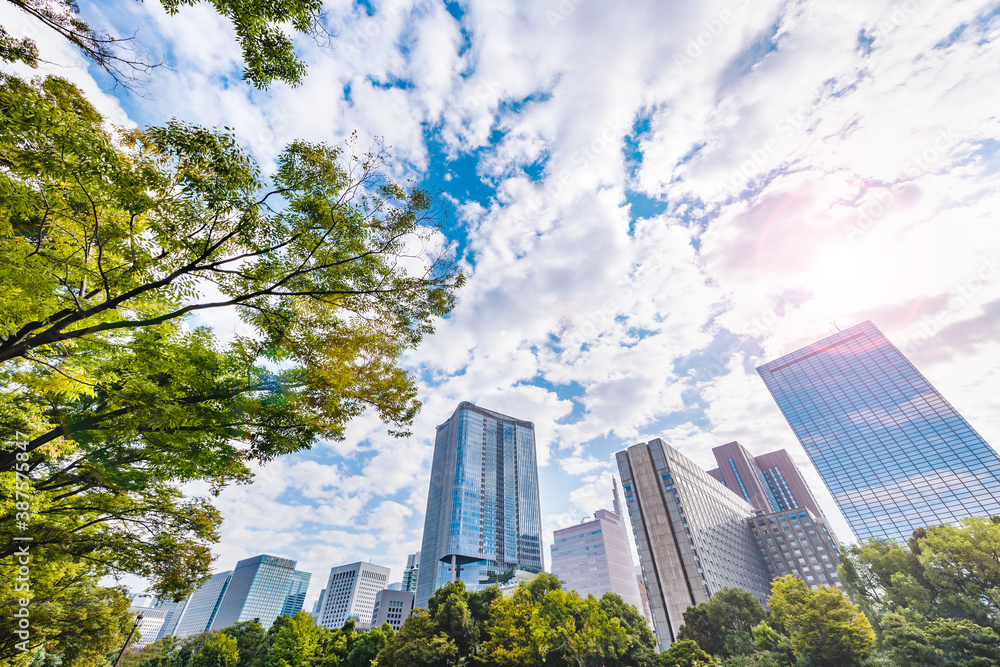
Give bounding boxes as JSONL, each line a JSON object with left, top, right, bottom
{"left": 4, "top": 0, "right": 1000, "bottom": 609}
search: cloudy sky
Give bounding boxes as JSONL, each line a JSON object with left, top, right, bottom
{"left": 5, "top": 0, "right": 1000, "bottom": 608}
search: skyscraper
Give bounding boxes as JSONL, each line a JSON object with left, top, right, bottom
{"left": 318, "top": 561, "right": 391, "bottom": 630}
{"left": 616, "top": 439, "right": 771, "bottom": 650}
{"left": 171, "top": 570, "right": 232, "bottom": 638}
{"left": 416, "top": 402, "right": 543, "bottom": 609}
{"left": 757, "top": 320, "right": 1000, "bottom": 542}
{"left": 550, "top": 482, "right": 645, "bottom": 618}
{"left": 401, "top": 552, "right": 420, "bottom": 593}
{"left": 707, "top": 442, "right": 823, "bottom": 518}
{"left": 210, "top": 555, "right": 311, "bottom": 631}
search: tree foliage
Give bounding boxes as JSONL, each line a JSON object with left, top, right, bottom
{"left": 190, "top": 632, "right": 240, "bottom": 667}
{"left": 879, "top": 610, "right": 1000, "bottom": 667}
{"left": 0, "top": 72, "right": 460, "bottom": 617}
{"left": 676, "top": 588, "right": 766, "bottom": 657}
{"left": 839, "top": 516, "right": 1000, "bottom": 630}
{"left": 658, "top": 639, "right": 716, "bottom": 667}
{"left": 266, "top": 611, "right": 320, "bottom": 667}
{"left": 3, "top": 0, "right": 329, "bottom": 89}
{"left": 768, "top": 576, "right": 875, "bottom": 667}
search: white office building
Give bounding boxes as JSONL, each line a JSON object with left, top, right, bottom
{"left": 318, "top": 562, "right": 391, "bottom": 630}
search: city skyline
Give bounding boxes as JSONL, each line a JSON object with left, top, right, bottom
{"left": 21, "top": 0, "right": 999, "bottom": 610}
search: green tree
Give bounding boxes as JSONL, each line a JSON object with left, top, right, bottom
{"left": 0, "top": 72, "right": 460, "bottom": 617}
{"left": 222, "top": 620, "right": 270, "bottom": 667}
{"left": 0, "top": 552, "right": 132, "bottom": 663}
{"left": 768, "top": 576, "right": 875, "bottom": 667}
{"left": 190, "top": 633, "right": 240, "bottom": 667}
{"left": 3, "top": 0, "right": 329, "bottom": 89}
{"left": 374, "top": 610, "right": 457, "bottom": 667}
{"left": 839, "top": 516, "right": 1000, "bottom": 629}
{"left": 676, "top": 588, "right": 766, "bottom": 657}
{"left": 428, "top": 581, "right": 477, "bottom": 658}
{"left": 658, "top": 639, "right": 716, "bottom": 667}
{"left": 750, "top": 622, "right": 794, "bottom": 667}
{"left": 267, "top": 612, "right": 320, "bottom": 667}
{"left": 599, "top": 592, "right": 657, "bottom": 667}
{"left": 342, "top": 628, "right": 388, "bottom": 667}
{"left": 880, "top": 610, "right": 1000, "bottom": 667}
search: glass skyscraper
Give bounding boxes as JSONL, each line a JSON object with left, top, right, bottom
{"left": 209, "top": 555, "right": 311, "bottom": 630}
{"left": 757, "top": 320, "right": 1000, "bottom": 543}
{"left": 415, "top": 402, "right": 543, "bottom": 609}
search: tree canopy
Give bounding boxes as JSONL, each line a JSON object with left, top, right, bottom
{"left": 676, "top": 587, "right": 766, "bottom": 657}
{"left": 839, "top": 516, "right": 1000, "bottom": 630}
{"left": 3, "top": 0, "right": 329, "bottom": 89}
{"left": 0, "top": 70, "right": 460, "bottom": 662}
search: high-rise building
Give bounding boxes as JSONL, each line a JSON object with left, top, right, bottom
{"left": 151, "top": 598, "right": 185, "bottom": 642}
{"left": 210, "top": 555, "right": 311, "bottom": 631}
{"left": 402, "top": 552, "right": 420, "bottom": 593}
{"left": 707, "top": 442, "right": 823, "bottom": 518}
{"left": 416, "top": 402, "right": 543, "bottom": 609}
{"left": 757, "top": 320, "right": 1000, "bottom": 542}
{"left": 371, "top": 589, "right": 414, "bottom": 633}
{"left": 312, "top": 588, "right": 327, "bottom": 615}
{"left": 318, "top": 562, "right": 391, "bottom": 630}
{"left": 281, "top": 569, "right": 311, "bottom": 617}
{"left": 128, "top": 606, "right": 169, "bottom": 647}
{"left": 616, "top": 439, "right": 771, "bottom": 650}
{"left": 172, "top": 571, "right": 232, "bottom": 638}
{"left": 750, "top": 508, "right": 842, "bottom": 588}
{"left": 550, "top": 481, "right": 646, "bottom": 618}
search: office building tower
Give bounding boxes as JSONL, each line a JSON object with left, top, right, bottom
{"left": 172, "top": 571, "right": 232, "bottom": 638}
{"left": 402, "top": 552, "right": 420, "bottom": 593}
{"left": 750, "top": 508, "right": 842, "bottom": 589}
{"left": 312, "top": 589, "right": 327, "bottom": 615}
{"left": 371, "top": 589, "right": 415, "bottom": 633}
{"left": 318, "top": 562, "right": 391, "bottom": 630}
{"left": 416, "top": 402, "right": 543, "bottom": 609}
{"left": 282, "top": 569, "right": 311, "bottom": 617}
{"left": 550, "top": 482, "right": 645, "bottom": 617}
{"left": 758, "top": 320, "right": 1000, "bottom": 542}
{"left": 707, "top": 442, "right": 823, "bottom": 518}
{"left": 151, "top": 598, "right": 184, "bottom": 641}
{"left": 616, "top": 439, "right": 771, "bottom": 649}
{"left": 128, "top": 606, "right": 169, "bottom": 647}
{"left": 210, "top": 555, "right": 311, "bottom": 631}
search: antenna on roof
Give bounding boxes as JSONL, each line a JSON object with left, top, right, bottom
{"left": 830, "top": 320, "right": 841, "bottom": 332}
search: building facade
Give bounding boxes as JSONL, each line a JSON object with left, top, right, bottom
{"left": 707, "top": 442, "right": 823, "bottom": 518}
{"left": 171, "top": 570, "right": 232, "bottom": 638}
{"left": 758, "top": 320, "right": 1000, "bottom": 542}
{"left": 318, "top": 562, "right": 391, "bottom": 630}
{"left": 210, "top": 555, "right": 311, "bottom": 631}
{"left": 616, "top": 439, "right": 771, "bottom": 650}
{"left": 550, "top": 488, "right": 646, "bottom": 619}
{"left": 402, "top": 552, "right": 420, "bottom": 593}
{"left": 750, "top": 509, "right": 842, "bottom": 588}
{"left": 416, "top": 402, "right": 543, "bottom": 609}
{"left": 128, "top": 606, "right": 169, "bottom": 647}
{"left": 371, "top": 589, "right": 415, "bottom": 633}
